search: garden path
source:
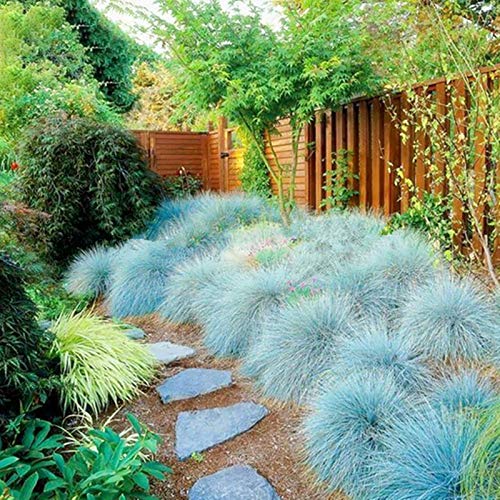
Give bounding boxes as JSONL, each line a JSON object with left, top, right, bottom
{"left": 106, "top": 314, "right": 344, "bottom": 500}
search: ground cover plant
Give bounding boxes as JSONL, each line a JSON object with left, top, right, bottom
{"left": 66, "top": 192, "right": 500, "bottom": 498}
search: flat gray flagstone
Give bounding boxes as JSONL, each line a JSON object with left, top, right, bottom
{"left": 156, "top": 368, "right": 232, "bottom": 404}
{"left": 188, "top": 464, "right": 280, "bottom": 500}
{"left": 148, "top": 341, "right": 195, "bottom": 364}
{"left": 175, "top": 402, "right": 268, "bottom": 460}
{"left": 124, "top": 327, "right": 146, "bottom": 340}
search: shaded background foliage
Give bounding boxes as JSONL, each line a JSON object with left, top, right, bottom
{"left": 17, "top": 116, "right": 163, "bottom": 263}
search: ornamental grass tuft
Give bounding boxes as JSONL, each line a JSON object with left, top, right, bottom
{"left": 333, "top": 324, "right": 430, "bottom": 390}
{"left": 106, "top": 240, "right": 192, "bottom": 318}
{"left": 370, "top": 408, "right": 480, "bottom": 500}
{"left": 202, "top": 265, "right": 296, "bottom": 357}
{"left": 160, "top": 253, "right": 243, "bottom": 324}
{"left": 353, "top": 230, "right": 439, "bottom": 309}
{"left": 399, "top": 276, "right": 499, "bottom": 362}
{"left": 243, "top": 293, "right": 357, "bottom": 404}
{"left": 462, "top": 399, "right": 500, "bottom": 499}
{"left": 50, "top": 310, "right": 156, "bottom": 415}
{"left": 305, "top": 371, "right": 411, "bottom": 497}
{"left": 429, "top": 370, "right": 497, "bottom": 412}
{"left": 65, "top": 245, "right": 117, "bottom": 297}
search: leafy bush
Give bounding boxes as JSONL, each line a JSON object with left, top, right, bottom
{"left": 370, "top": 409, "right": 480, "bottom": 499}
{"left": 332, "top": 325, "right": 430, "bottom": 390}
{"left": 429, "top": 371, "right": 496, "bottom": 412}
{"left": 106, "top": 241, "right": 193, "bottom": 318}
{"left": 399, "top": 276, "right": 499, "bottom": 362}
{"left": 50, "top": 310, "right": 156, "bottom": 415}
{"left": 0, "top": 253, "right": 58, "bottom": 429}
{"left": 64, "top": 0, "right": 139, "bottom": 111}
{"left": 17, "top": 116, "right": 162, "bottom": 262}
{"left": 387, "top": 192, "right": 454, "bottom": 258}
{"left": 65, "top": 245, "right": 117, "bottom": 297}
{"left": 0, "top": 414, "right": 170, "bottom": 499}
{"left": 163, "top": 168, "right": 203, "bottom": 199}
{"left": 243, "top": 293, "right": 356, "bottom": 403}
{"left": 305, "top": 371, "right": 411, "bottom": 497}
{"left": 462, "top": 400, "right": 500, "bottom": 499}
{"left": 240, "top": 138, "right": 272, "bottom": 197}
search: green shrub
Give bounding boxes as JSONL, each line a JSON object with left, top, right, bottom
{"left": 387, "top": 192, "right": 454, "bottom": 259}
{"left": 18, "top": 116, "right": 162, "bottom": 262}
{"left": 240, "top": 139, "right": 272, "bottom": 198}
{"left": 0, "top": 414, "right": 170, "bottom": 499}
{"left": 0, "top": 253, "right": 59, "bottom": 431}
{"left": 50, "top": 310, "right": 156, "bottom": 415}
{"left": 163, "top": 167, "right": 203, "bottom": 198}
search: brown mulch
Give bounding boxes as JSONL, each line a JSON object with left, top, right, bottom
{"left": 105, "top": 314, "right": 344, "bottom": 500}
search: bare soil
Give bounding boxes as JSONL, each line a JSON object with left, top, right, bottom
{"left": 105, "top": 314, "right": 344, "bottom": 500}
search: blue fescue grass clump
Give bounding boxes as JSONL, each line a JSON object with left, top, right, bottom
{"left": 353, "top": 230, "right": 439, "bottom": 308}
{"left": 106, "top": 240, "right": 193, "bottom": 318}
{"left": 429, "top": 370, "right": 497, "bottom": 412}
{"left": 160, "top": 253, "right": 243, "bottom": 324}
{"left": 399, "top": 276, "right": 499, "bottom": 362}
{"left": 370, "top": 408, "right": 480, "bottom": 500}
{"left": 167, "top": 193, "right": 278, "bottom": 250}
{"left": 143, "top": 197, "right": 201, "bottom": 240}
{"left": 289, "top": 209, "right": 384, "bottom": 249}
{"left": 332, "top": 324, "right": 430, "bottom": 390}
{"left": 202, "top": 265, "right": 296, "bottom": 358}
{"left": 242, "top": 293, "right": 357, "bottom": 404}
{"left": 65, "top": 245, "right": 117, "bottom": 297}
{"left": 305, "top": 371, "right": 411, "bottom": 497}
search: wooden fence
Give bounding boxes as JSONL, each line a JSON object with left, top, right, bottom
{"left": 133, "top": 64, "right": 499, "bottom": 260}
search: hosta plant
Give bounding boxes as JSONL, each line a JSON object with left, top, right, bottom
{"left": 50, "top": 310, "right": 156, "bottom": 415}
{"left": 0, "top": 415, "right": 170, "bottom": 499}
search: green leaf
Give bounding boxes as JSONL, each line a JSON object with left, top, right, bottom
{"left": 19, "top": 472, "right": 39, "bottom": 499}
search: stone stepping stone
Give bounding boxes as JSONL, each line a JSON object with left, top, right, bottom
{"left": 124, "top": 327, "right": 145, "bottom": 340}
{"left": 175, "top": 402, "right": 268, "bottom": 460}
{"left": 188, "top": 465, "right": 280, "bottom": 500}
{"left": 157, "top": 368, "right": 232, "bottom": 404}
{"left": 148, "top": 341, "right": 195, "bottom": 365}
{"left": 38, "top": 320, "right": 52, "bottom": 331}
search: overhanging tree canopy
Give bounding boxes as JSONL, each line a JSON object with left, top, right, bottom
{"left": 151, "top": 0, "right": 378, "bottom": 222}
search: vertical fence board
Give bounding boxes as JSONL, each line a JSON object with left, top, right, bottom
{"left": 358, "top": 100, "right": 370, "bottom": 210}
{"left": 400, "top": 93, "right": 413, "bottom": 212}
{"left": 371, "top": 98, "right": 384, "bottom": 210}
{"left": 315, "top": 111, "right": 324, "bottom": 211}
{"left": 347, "top": 103, "right": 358, "bottom": 206}
{"left": 324, "top": 110, "right": 333, "bottom": 209}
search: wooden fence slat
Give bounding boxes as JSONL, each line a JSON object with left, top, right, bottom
{"left": 452, "top": 79, "right": 467, "bottom": 250}
{"left": 324, "top": 110, "right": 333, "bottom": 209}
{"left": 315, "top": 110, "right": 324, "bottom": 211}
{"left": 371, "top": 98, "right": 384, "bottom": 210}
{"left": 358, "top": 100, "right": 370, "bottom": 210}
{"left": 400, "top": 92, "right": 412, "bottom": 212}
